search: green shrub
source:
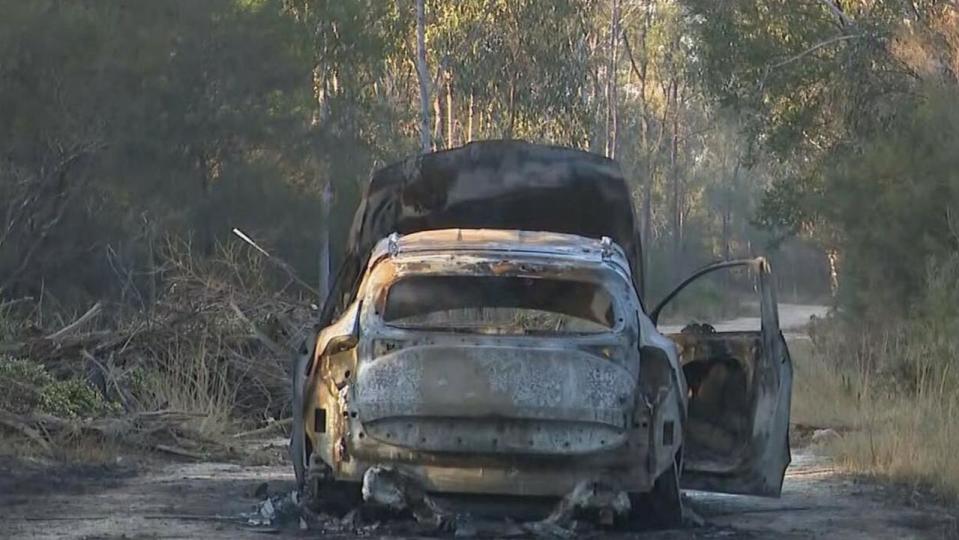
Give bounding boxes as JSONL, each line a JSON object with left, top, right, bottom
{"left": 0, "top": 356, "right": 54, "bottom": 414}
{"left": 0, "top": 356, "right": 118, "bottom": 418}
{"left": 39, "top": 378, "right": 120, "bottom": 418}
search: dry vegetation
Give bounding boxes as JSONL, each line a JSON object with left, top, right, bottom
{"left": 0, "top": 240, "right": 311, "bottom": 461}
{"left": 792, "top": 265, "right": 959, "bottom": 502}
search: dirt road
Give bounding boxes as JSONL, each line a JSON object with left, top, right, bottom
{"left": 3, "top": 304, "right": 957, "bottom": 539}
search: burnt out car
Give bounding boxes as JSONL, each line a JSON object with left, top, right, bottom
{"left": 290, "top": 141, "right": 792, "bottom": 524}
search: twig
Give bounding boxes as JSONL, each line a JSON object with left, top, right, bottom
{"left": 766, "top": 34, "right": 862, "bottom": 71}
{"left": 142, "top": 514, "right": 241, "bottom": 522}
{"left": 17, "top": 516, "right": 113, "bottom": 521}
{"left": 231, "top": 228, "right": 320, "bottom": 297}
{"left": 45, "top": 302, "right": 102, "bottom": 341}
{"left": 232, "top": 417, "right": 292, "bottom": 439}
{"left": 154, "top": 444, "right": 207, "bottom": 460}
{"left": 0, "top": 296, "right": 34, "bottom": 310}
{"left": 230, "top": 302, "right": 287, "bottom": 356}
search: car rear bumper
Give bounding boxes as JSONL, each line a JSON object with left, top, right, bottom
{"left": 313, "top": 428, "right": 658, "bottom": 496}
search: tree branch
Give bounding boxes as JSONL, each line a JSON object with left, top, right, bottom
{"left": 767, "top": 34, "right": 862, "bottom": 71}
{"left": 819, "top": 0, "right": 855, "bottom": 27}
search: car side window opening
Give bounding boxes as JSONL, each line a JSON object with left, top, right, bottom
{"left": 381, "top": 274, "right": 616, "bottom": 335}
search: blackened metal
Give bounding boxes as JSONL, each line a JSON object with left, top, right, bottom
{"left": 320, "top": 141, "right": 643, "bottom": 327}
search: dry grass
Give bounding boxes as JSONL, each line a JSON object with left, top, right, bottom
{"left": 138, "top": 335, "right": 238, "bottom": 440}
{"left": 790, "top": 338, "right": 861, "bottom": 430}
{"left": 0, "top": 240, "right": 311, "bottom": 461}
{"left": 792, "top": 315, "right": 959, "bottom": 502}
{"left": 833, "top": 393, "right": 959, "bottom": 500}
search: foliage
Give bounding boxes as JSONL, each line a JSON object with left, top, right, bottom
{"left": 0, "top": 0, "right": 320, "bottom": 305}
{"left": 798, "top": 253, "right": 959, "bottom": 500}
{"left": 40, "top": 378, "right": 121, "bottom": 419}
{"left": 0, "top": 357, "right": 54, "bottom": 415}
{"left": 684, "top": 0, "right": 959, "bottom": 311}
{"left": 827, "top": 88, "right": 959, "bottom": 313}
{"left": 0, "top": 357, "right": 118, "bottom": 418}
{"left": 0, "top": 0, "right": 815, "bottom": 313}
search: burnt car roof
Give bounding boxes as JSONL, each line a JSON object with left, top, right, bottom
{"left": 367, "top": 229, "right": 632, "bottom": 275}
{"left": 321, "top": 141, "right": 643, "bottom": 325}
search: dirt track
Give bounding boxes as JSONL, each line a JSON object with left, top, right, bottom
{"left": 3, "top": 304, "right": 958, "bottom": 539}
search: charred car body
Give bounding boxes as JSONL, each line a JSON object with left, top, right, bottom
{"left": 290, "top": 141, "right": 792, "bottom": 523}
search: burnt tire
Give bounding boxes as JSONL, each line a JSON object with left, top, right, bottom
{"left": 629, "top": 463, "right": 683, "bottom": 529}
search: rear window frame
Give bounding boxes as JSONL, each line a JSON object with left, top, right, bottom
{"left": 370, "top": 266, "right": 628, "bottom": 337}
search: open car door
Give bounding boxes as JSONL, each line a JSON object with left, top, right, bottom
{"left": 650, "top": 258, "right": 792, "bottom": 497}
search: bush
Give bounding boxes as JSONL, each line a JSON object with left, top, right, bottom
{"left": 0, "top": 357, "right": 54, "bottom": 414}
{"left": 0, "top": 357, "right": 118, "bottom": 418}
{"left": 797, "top": 254, "right": 959, "bottom": 501}
{"left": 39, "top": 379, "right": 120, "bottom": 418}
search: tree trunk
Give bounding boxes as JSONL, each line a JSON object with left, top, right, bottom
{"left": 605, "top": 0, "right": 621, "bottom": 158}
{"left": 827, "top": 248, "right": 840, "bottom": 297}
{"left": 642, "top": 181, "right": 652, "bottom": 283}
{"left": 318, "top": 181, "right": 333, "bottom": 307}
{"left": 637, "top": 0, "right": 652, "bottom": 278}
{"left": 311, "top": 65, "right": 328, "bottom": 127}
{"left": 467, "top": 90, "right": 474, "bottom": 142}
{"left": 446, "top": 74, "right": 454, "bottom": 148}
{"left": 669, "top": 79, "right": 681, "bottom": 275}
{"left": 433, "top": 92, "right": 442, "bottom": 147}
{"left": 506, "top": 77, "right": 516, "bottom": 138}
{"left": 723, "top": 158, "right": 741, "bottom": 264}
{"left": 415, "top": 0, "right": 431, "bottom": 153}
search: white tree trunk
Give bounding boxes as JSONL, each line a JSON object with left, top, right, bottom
{"left": 415, "top": 0, "right": 431, "bottom": 153}
{"left": 605, "top": 0, "right": 621, "bottom": 158}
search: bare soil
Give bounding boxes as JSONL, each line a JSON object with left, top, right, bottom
{"left": 4, "top": 444, "right": 955, "bottom": 539}
{"left": 3, "top": 305, "right": 957, "bottom": 539}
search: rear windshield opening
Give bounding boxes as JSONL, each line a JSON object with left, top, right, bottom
{"left": 382, "top": 275, "right": 615, "bottom": 335}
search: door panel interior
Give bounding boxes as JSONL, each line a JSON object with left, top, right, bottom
{"left": 652, "top": 259, "right": 792, "bottom": 497}
{"left": 674, "top": 332, "right": 759, "bottom": 472}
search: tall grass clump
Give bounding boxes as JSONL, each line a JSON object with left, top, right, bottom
{"left": 801, "top": 255, "right": 959, "bottom": 501}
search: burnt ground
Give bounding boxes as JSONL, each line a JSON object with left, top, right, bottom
{"left": 2, "top": 305, "right": 957, "bottom": 540}
{"left": 2, "top": 441, "right": 956, "bottom": 540}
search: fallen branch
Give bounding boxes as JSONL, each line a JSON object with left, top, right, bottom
{"left": 154, "top": 444, "right": 207, "bottom": 460}
{"left": 0, "top": 408, "right": 226, "bottom": 457}
{"left": 230, "top": 301, "right": 287, "bottom": 357}
{"left": 45, "top": 302, "right": 103, "bottom": 341}
{"left": 143, "top": 514, "right": 242, "bottom": 522}
{"left": 232, "top": 417, "right": 292, "bottom": 439}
